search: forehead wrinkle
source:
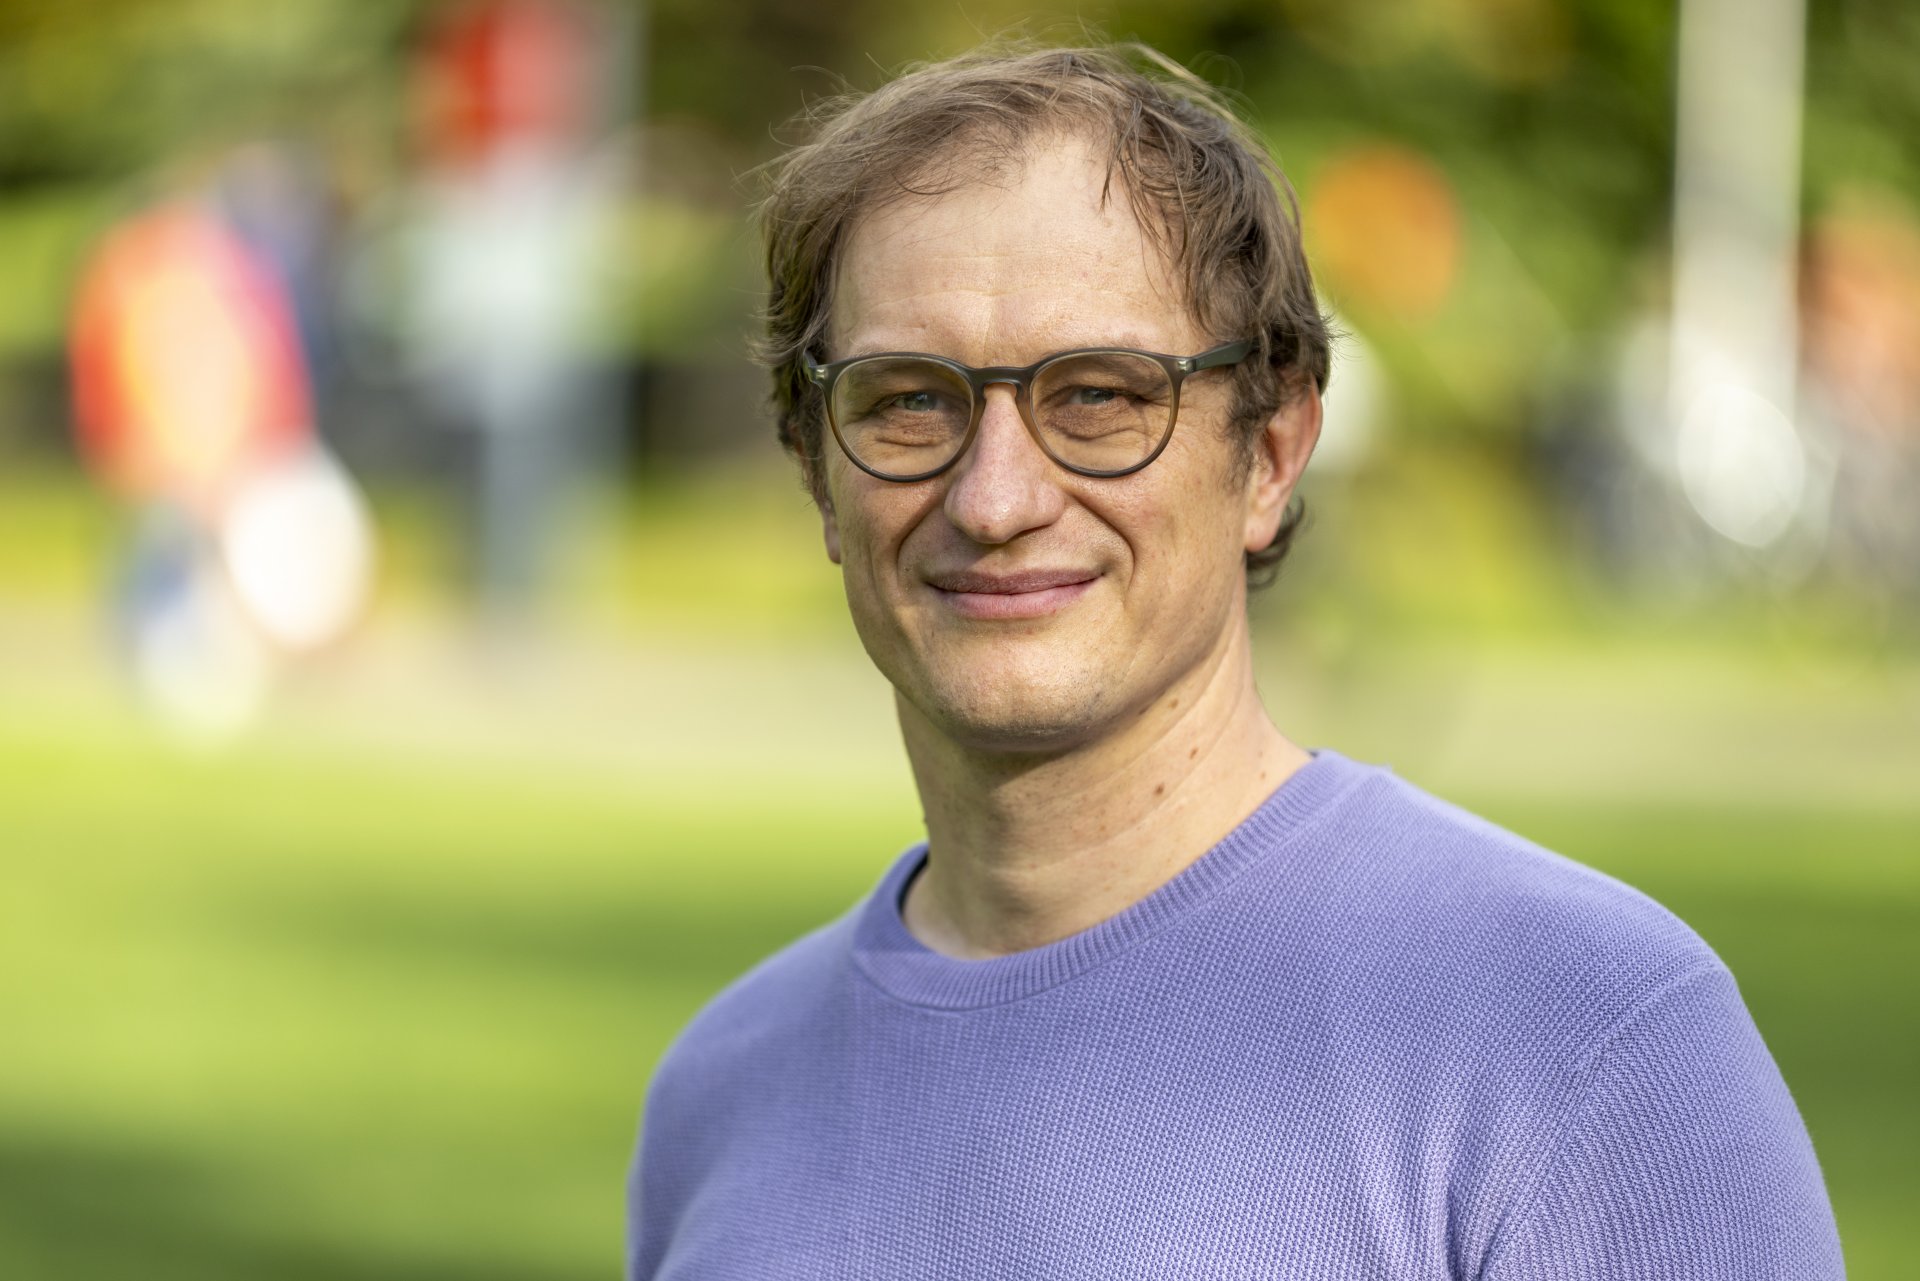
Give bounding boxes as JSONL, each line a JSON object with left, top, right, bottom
{"left": 843, "top": 235, "right": 1123, "bottom": 325}
{"left": 854, "top": 189, "right": 1166, "bottom": 293}
{"left": 841, "top": 290, "right": 1178, "bottom": 364}
{"left": 837, "top": 236, "right": 1188, "bottom": 359}
{"left": 829, "top": 135, "right": 1198, "bottom": 361}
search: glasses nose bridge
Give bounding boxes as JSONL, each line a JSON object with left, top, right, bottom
{"left": 959, "top": 369, "right": 1051, "bottom": 478}
{"left": 972, "top": 369, "right": 1035, "bottom": 424}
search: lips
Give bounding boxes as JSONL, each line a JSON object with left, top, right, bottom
{"left": 927, "top": 568, "right": 1096, "bottom": 594}
{"left": 924, "top": 568, "right": 1099, "bottom": 620}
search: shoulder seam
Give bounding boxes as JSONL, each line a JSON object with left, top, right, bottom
{"left": 1477, "top": 958, "right": 1731, "bottom": 1280}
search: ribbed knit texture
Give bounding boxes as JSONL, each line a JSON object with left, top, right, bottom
{"left": 627, "top": 750, "right": 1843, "bottom": 1280}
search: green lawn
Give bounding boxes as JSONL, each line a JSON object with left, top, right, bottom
{"left": 0, "top": 720, "right": 911, "bottom": 1280}
{"left": 0, "top": 707, "right": 1913, "bottom": 1279}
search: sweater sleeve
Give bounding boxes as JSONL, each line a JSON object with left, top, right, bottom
{"left": 1485, "top": 965, "right": 1844, "bottom": 1281}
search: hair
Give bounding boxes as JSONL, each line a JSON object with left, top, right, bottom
{"left": 755, "top": 40, "right": 1331, "bottom": 586}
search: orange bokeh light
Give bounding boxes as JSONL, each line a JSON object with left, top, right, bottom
{"left": 1304, "top": 144, "right": 1464, "bottom": 324}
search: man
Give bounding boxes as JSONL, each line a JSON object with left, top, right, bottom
{"left": 628, "top": 43, "right": 1842, "bottom": 1280}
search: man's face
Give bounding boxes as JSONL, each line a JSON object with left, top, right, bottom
{"left": 820, "top": 131, "right": 1306, "bottom": 755}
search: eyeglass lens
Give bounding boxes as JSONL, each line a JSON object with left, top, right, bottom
{"left": 830, "top": 352, "right": 1174, "bottom": 478}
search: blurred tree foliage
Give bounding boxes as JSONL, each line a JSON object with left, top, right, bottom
{"left": 0, "top": 1, "right": 414, "bottom": 186}
{"left": 0, "top": 0, "right": 1915, "bottom": 439}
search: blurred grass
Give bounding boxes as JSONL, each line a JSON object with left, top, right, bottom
{"left": 0, "top": 721, "right": 916, "bottom": 1280}
{"left": 0, "top": 459, "right": 1915, "bottom": 1277}
{"left": 0, "top": 709, "right": 1911, "bottom": 1279}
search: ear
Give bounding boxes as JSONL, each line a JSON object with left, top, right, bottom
{"left": 820, "top": 493, "right": 843, "bottom": 565}
{"left": 1243, "top": 382, "right": 1323, "bottom": 553}
{"left": 803, "top": 451, "right": 844, "bottom": 564}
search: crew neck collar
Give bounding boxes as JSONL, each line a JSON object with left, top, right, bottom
{"left": 850, "top": 748, "right": 1371, "bottom": 1011}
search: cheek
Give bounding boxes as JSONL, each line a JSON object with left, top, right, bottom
{"left": 1102, "top": 458, "right": 1243, "bottom": 580}
{"left": 826, "top": 471, "right": 939, "bottom": 588}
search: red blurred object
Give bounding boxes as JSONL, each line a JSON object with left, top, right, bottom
{"left": 417, "top": 0, "right": 599, "bottom": 171}
{"left": 69, "top": 204, "right": 311, "bottom": 508}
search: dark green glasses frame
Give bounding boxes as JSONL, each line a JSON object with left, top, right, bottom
{"left": 803, "top": 339, "right": 1257, "bottom": 482}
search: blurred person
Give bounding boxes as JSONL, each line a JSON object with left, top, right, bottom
{"left": 627, "top": 43, "right": 1841, "bottom": 1280}
{"left": 401, "top": 0, "right": 626, "bottom": 615}
{"left": 69, "top": 189, "right": 373, "bottom": 737}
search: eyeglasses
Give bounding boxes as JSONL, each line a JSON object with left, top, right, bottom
{"left": 804, "top": 339, "right": 1256, "bottom": 482}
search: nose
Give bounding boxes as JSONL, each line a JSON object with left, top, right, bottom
{"left": 942, "top": 384, "right": 1068, "bottom": 545}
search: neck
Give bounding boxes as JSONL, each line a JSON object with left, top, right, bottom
{"left": 897, "top": 621, "right": 1307, "bottom": 959}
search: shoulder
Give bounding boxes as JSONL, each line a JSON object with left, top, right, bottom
{"left": 653, "top": 903, "right": 857, "bottom": 1078}
{"left": 634, "top": 902, "right": 859, "bottom": 1210}
{"left": 1331, "top": 760, "right": 1718, "bottom": 979}
{"left": 1254, "top": 756, "right": 1733, "bottom": 1073}
{"left": 1256, "top": 760, "right": 1837, "bottom": 1269}
{"left": 628, "top": 890, "right": 871, "bottom": 1273}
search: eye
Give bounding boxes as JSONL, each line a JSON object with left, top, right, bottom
{"left": 848, "top": 387, "right": 951, "bottom": 419}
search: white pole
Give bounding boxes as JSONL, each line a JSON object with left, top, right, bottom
{"left": 1668, "top": 0, "right": 1809, "bottom": 549}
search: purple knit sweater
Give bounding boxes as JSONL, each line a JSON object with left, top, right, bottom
{"left": 627, "top": 750, "right": 1843, "bottom": 1279}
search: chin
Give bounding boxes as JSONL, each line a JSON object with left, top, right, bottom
{"left": 900, "top": 649, "right": 1128, "bottom": 756}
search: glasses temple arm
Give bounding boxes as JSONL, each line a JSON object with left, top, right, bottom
{"left": 1185, "top": 339, "right": 1257, "bottom": 373}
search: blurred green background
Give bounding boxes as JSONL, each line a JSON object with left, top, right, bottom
{"left": 2, "top": 1, "right": 1917, "bottom": 1278}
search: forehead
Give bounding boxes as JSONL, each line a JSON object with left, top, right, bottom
{"left": 829, "top": 132, "right": 1202, "bottom": 362}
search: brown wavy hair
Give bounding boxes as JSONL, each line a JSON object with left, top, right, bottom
{"left": 755, "top": 41, "right": 1330, "bottom": 586}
